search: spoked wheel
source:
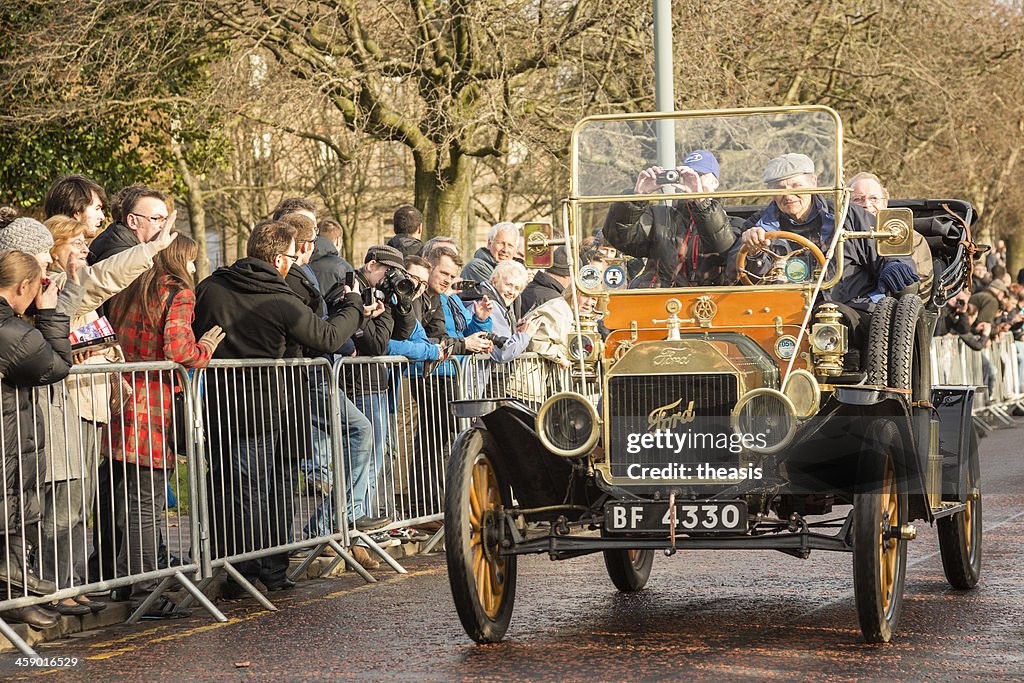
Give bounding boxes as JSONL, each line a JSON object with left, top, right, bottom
{"left": 853, "top": 420, "right": 908, "bottom": 643}
{"left": 445, "top": 429, "right": 516, "bottom": 643}
{"left": 938, "top": 429, "right": 982, "bottom": 589}
{"left": 603, "top": 547, "right": 655, "bottom": 592}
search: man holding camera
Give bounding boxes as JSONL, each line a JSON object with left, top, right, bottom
{"left": 603, "top": 150, "right": 736, "bottom": 288}
{"left": 346, "top": 245, "right": 417, "bottom": 530}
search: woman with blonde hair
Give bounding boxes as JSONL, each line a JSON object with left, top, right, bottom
{"left": 103, "top": 235, "right": 224, "bottom": 617}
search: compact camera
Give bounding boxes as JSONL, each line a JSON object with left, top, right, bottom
{"left": 655, "top": 169, "right": 680, "bottom": 185}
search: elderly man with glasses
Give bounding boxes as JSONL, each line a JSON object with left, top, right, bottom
{"left": 461, "top": 221, "right": 520, "bottom": 283}
{"left": 847, "top": 171, "right": 934, "bottom": 301}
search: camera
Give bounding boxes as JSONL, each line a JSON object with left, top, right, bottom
{"left": 451, "top": 279, "right": 481, "bottom": 291}
{"left": 483, "top": 332, "right": 508, "bottom": 349}
{"left": 380, "top": 267, "right": 416, "bottom": 299}
{"left": 655, "top": 169, "right": 680, "bottom": 185}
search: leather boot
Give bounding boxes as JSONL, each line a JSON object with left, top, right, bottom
{"left": 350, "top": 545, "right": 380, "bottom": 570}
{"left": 0, "top": 605, "right": 60, "bottom": 629}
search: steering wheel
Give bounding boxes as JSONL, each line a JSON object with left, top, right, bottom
{"left": 736, "top": 230, "right": 826, "bottom": 285}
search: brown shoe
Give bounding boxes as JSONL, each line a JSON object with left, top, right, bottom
{"left": 350, "top": 545, "right": 380, "bottom": 570}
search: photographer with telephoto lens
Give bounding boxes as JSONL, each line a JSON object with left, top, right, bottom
{"left": 345, "top": 245, "right": 417, "bottom": 533}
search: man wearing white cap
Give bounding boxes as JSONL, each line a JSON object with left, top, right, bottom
{"left": 719, "top": 153, "right": 921, "bottom": 369}
{"left": 734, "top": 153, "right": 919, "bottom": 303}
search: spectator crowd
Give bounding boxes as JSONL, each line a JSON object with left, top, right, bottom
{"left": 0, "top": 180, "right": 592, "bottom": 629}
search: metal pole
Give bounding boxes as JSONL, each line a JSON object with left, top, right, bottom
{"left": 653, "top": 0, "right": 676, "bottom": 170}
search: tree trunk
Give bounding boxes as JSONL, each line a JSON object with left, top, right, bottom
{"left": 415, "top": 152, "right": 473, "bottom": 253}
{"left": 172, "top": 143, "right": 210, "bottom": 279}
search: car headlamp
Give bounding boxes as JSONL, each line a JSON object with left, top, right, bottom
{"left": 782, "top": 369, "right": 821, "bottom": 418}
{"left": 812, "top": 325, "right": 843, "bottom": 352}
{"left": 731, "top": 388, "right": 797, "bottom": 455}
{"left": 536, "top": 392, "right": 600, "bottom": 458}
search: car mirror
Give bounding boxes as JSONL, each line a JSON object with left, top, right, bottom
{"left": 874, "top": 207, "right": 915, "bottom": 257}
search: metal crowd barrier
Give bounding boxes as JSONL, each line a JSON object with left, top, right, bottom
{"left": 0, "top": 362, "right": 224, "bottom": 656}
{"left": 931, "top": 334, "right": 1024, "bottom": 426}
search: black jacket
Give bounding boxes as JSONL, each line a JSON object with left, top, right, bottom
{"left": 88, "top": 222, "right": 140, "bottom": 264}
{"left": 386, "top": 234, "right": 423, "bottom": 257}
{"left": 284, "top": 264, "right": 326, "bottom": 358}
{"left": 0, "top": 299, "right": 72, "bottom": 523}
{"left": 307, "top": 237, "right": 354, "bottom": 296}
{"left": 520, "top": 270, "right": 566, "bottom": 315}
{"left": 602, "top": 196, "right": 734, "bottom": 287}
{"left": 193, "top": 258, "right": 364, "bottom": 437}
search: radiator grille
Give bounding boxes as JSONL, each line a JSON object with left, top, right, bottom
{"left": 606, "top": 373, "right": 739, "bottom": 478}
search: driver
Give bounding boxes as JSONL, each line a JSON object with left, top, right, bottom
{"left": 601, "top": 150, "right": 737, "bottom": 288}
{"left": 727, "top": 153, "right": 920, "bottom": 361}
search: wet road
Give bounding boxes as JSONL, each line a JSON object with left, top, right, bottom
{"left": 8, "top": 424, "right": 1024, "bottom": 681}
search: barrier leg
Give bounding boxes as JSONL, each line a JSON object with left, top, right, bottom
{"left": 126, "top": 575, "right": 175, "bottom": 624}
{"left": 222, "top": 562, "right": 277, "bottom": 612}
{"left": 421, "top": 527, "right": 445, "bottom": 555}
{"left": 0, "top": 616, "right": 37, "bottom": 657}
{"left": 288, "top": 544, "right": 329, "bottom": 581}
{"left": 321, "top": 538, "right": 377, "bottom": 583}
{"left": 353, "top": 532, "right": 407, "bottom": 574}
{"left": 174, "top": 570, "right": 227, "bottom": 622}
{"left": 175, "top": 575, "right": 215, "bottom": 610}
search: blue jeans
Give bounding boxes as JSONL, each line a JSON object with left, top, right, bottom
{"left": 303, "top": 390, "right": 374, "bottom": 537}
{"left": 351, "top": 392, "right": 391, "bottom": 518}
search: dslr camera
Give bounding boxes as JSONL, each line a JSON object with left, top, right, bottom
{"left": 655, "top": 169, "right": 680, "bottom": 185}
{"left": 379, "top": 267, "right": 416, "bottom": 299}
{"left": 483, "top": 332, "right": 508, "bottom": 349}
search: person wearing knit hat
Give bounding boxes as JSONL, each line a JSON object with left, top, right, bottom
{"left": 0, "top": 215, "right": 56, "bottom": 269}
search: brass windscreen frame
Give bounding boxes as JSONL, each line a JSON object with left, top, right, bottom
{"left": 567, "top": 105, "right": 849, "bottom": 296}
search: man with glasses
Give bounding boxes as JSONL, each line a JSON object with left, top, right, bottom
{"left": 847, "top": 171, "right": 933, "bottom": 301}
{"left": 461, "top": 221, "right": 520, "bottom": 283}
{"left": 193, "top": 220, "right": 370, "bottom": 593}
{"left": 88, "top": 186, "right": 174, "bottom": 265}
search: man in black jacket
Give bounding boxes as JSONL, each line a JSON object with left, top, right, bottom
{"left": 346, "top": 245, "right": 417, "bottom": 525}
{"left": 731, "top": 153, "right": 920, "bottom": 364}
{"left": 307, "top": 219, "right": 354, "bottom": 296}
{"left": 193, "top": 220, "right": 367, "bottom": 592}
{"left": 603, "top": 150, "right": 734, "bottom": 288}
{"left": 88, "top": 186, "right": 173, "bottom": 264}
{"left": 520, "top": 246, "right": 571, "bottom": 314}
{"left": 386, "top": 204, "right": 424, "bottom": 257}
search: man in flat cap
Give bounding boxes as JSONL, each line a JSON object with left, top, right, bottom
{"left": 721, "top": 153, "right": 920, "bottom": 364}
{"left": 602, "top": 149, "right": 737, "bottom": 288}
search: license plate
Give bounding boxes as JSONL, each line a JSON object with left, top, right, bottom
{"left": 603, "top": 501, "right": 747, "bottom": 534}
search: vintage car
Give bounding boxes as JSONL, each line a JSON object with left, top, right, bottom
{"left": 443, "top": 106, "right": 983, "bottom": 644}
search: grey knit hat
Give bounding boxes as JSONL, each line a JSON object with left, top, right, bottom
{"left": 0, "top": 217, "right": 55, "bottom": 255}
